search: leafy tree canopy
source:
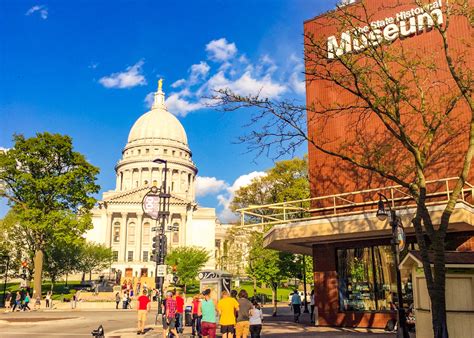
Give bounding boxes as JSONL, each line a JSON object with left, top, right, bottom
{"left": 165, "top": 246, "right": 210, "bottom": 287}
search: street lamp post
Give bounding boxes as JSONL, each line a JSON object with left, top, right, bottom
{"left": 142, "top": 158, "right": 170, "bottom": 314}
{"left": 302, "top": 255, "right": 309, "bottom": 313}
{"left": 1, "top": 255, "right": 9, "bottom": 308}
{"left": 153, "top": 158, "right": 170, "bottom": 295}
{"left": 376, "top": 193, "right": 409, "bottom": 338}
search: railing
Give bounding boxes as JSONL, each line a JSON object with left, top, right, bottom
{"left": 236, "top": 177, "right": 474, "bottom": 229}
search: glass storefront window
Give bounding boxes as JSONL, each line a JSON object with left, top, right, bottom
{"left": 338, "top": 248, "right": 376, "bottom": 311}
{"left": 337, "top": 245, "right": 411, "bottom": 312}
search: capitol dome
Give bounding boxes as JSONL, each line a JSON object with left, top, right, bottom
{"left": 115, "top": 80, "right": 197, "bottom": 195}
{"left": 127, "top": 84, "right": 188, "bottom": 146}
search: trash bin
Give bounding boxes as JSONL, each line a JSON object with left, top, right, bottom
{"left": 185, "top": 305, "right": 192, "bottom": 326}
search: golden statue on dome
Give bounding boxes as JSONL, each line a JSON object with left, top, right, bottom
{"left": 158, "top": 78, "right": 163, "bottom": 92}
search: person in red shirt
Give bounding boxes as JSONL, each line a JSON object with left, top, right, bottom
{"left": 175, "top": 291, "right": 185, "bottom": 334}
{"left": 136, "top": 289, "right": 151, "bottom": 335}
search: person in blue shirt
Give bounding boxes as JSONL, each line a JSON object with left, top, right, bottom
{"left": 290, "top": 290, "right": 302, "bottom": 323}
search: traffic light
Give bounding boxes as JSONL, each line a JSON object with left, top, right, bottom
{"left": 151, "top": 234, "right": 167, "bottom": 262}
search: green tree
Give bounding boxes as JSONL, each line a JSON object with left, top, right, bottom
{"left": 165, "top": 246, "right": 210, "bottom": 292}
{"left": 231, "top": 157, "right": 310, "bottom": 316}
{"left": 0, "top": 133, "right": 100, "bottom": 297}
{"left": 246, "top": 233, "right": 298, "bottom": 316}
{"left": 44, "top": 238, "right": 82, "bottom": 285}
{"left": 76, "top": 242, "right": 113, "bottom": 282}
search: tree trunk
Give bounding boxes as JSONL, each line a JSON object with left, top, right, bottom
{"left": 253, "top": 277, "right": 257, "bottom": 298}
{"left": 65, "top": 273, "right": 68, "bottom": 287}
{"left": 271, "top": 285, "right": 277, "bottom": 317}
{"left": 430, "top": 239, "right": 449, "bottom": 338}
{"left": 81, "top": 272, "right": 85, "bottom": 283}
{"left": 33, "top": 249, "right": 44, "bottom": 298}
{"left": 89, "top": 270, "right": 92, "bottom": 281}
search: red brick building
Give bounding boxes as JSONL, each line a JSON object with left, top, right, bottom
{"left": 256, "top": 0, "right": 474, "bottom": 329}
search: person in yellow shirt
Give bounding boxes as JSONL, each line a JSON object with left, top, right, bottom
{"left": 217, "top": 290, "right": 240, "bottom": 338}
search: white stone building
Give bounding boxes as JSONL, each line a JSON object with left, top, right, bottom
{"left": 86, "top": 83, "right": 217, "bottom": 279}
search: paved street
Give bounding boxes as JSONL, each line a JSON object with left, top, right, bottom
{"left": 0, "top": 305, "right": 396, "bottom": 338}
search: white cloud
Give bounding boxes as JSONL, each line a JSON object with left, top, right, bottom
{"left": 207, "top": 71, "right": 286, "bottom": 99}
{"left": 171, "top": 79, "right": 186, "bottom": 88}
{"left": 165, "top": 92, "right": 203, "bottom": 117}
{"left": 144, "top": 91, "right": 154, "bottom": 108}
{"left": 290, "top": 72, "right": 306, "bottom": 95}
{"left": 217, "top": 171, "right": 266, "bottom": 222}
{"left": 206, "top": 38, "right": 237, "bottom": 62}
{"left": 99, "top": 60, "right": 146, "bottom": 89}
{"left": 25, "top": 5, "right": 48, "bottom": 19}
{"left": 195, "top": 176, "right": 228, "bottom": 197}
{"left": 189, "top": 61, "right": 210, "bottom": 84}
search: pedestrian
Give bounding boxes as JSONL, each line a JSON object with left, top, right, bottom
{"left": 122, "top": 291, "right": 129, "bottom": 309}
{"left": 217, "top": 290, "right": 239, "bottom": 338}
{"left": 249, "top": 301, "right": 263, "bottom": 338}
{"left": 199, "top": 289, "right": 217, "bottom": 338}
{"left": 45, "top": 291, "right": 51, "bottom": 308}
{"left": 34, "top": 293, "right": 41, "bottom": 310}
{"left": 236, "top": 290, "right": 252, "bottom": 338}
{"left": 137, "top": 289, "right": 151, "bottom": 335}
{"left": 310, "top": 289, "right": 316, "bottom": 324}
{"left": 290, "top": 290, "right": 301, "bottom": 323}
{"left": 23, "top": 292, "right": 31, "bottom": 311}
{"left": 162, "top": 291, "right": 180, "bottom": 338}
{"left": 71, "top": 294, "right": 77, "bottom": 309}
{"left": 191, "top": 294, "right": 202, "bottom": 337}
{"left": 4, "top": 292, "right": 11, "bottom": 312}
{"left": 175, "top": 290, "right": 185, "bottom": 333}
{"left": 128, "top": 290, "right": 133, "bottom": 309}
{"left": 12, "top": 292, "right": 21, "bottom": 312}
{"left": 115, "top": 292, "right": 121, "bottom": 309}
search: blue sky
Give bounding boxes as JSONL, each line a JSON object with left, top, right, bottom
{"left": 0, "top": 0, "right": 336, "bottom": 221}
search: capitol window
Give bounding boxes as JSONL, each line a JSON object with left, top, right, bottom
{"left": 128, "top": 222, "right": 136, "bottom": 244}
{"left": 113, "top": 222, "right": 120, "bottom": 243}
{"left": 143, "top": 222, "right": 150, "bottom": 244}
{"left": 138, "top": 149, "right": 141, "bottom": 155}
{"left": 146, "top": 148, "right": 149, "bottom": 154}
{"left": 164, "top": 149, "right": 168, "bottom": 154}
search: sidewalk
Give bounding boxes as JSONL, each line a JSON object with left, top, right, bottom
{"left": 108, "top": 305, "right": 396, "bottom": 338}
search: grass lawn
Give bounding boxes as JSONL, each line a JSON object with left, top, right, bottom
{"left": 237, "top": 282, "right": 293, "bottom": 303}
{"left": 4, "top": 281, "right": 82, "bottom": 300}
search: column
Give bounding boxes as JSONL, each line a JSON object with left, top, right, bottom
{"left": 149, "top": 167, "right": 153, "bottom": 186}
{"left": 139, "top": 168, "right": 143, "bottom": 187}
{"left": 121, "top": 213, "right": 128, "bottom": 262}
{"left": 136, "top": 213, "right": 143, "bottom": 261}
{"left": 105, "top": 212, "right": 112, "bottom": 247}
{"left": 115, "top": 174, "right": 121, "bottom": 191}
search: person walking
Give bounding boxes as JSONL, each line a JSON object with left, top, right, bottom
{"left": 310, "top": 289, "right": 316, "bottom": 324}
{"left": 34, "top": 293, "right": 41, "bottom": 310}
{"left": 12, "top": 292, "right": 21, "bottom": 312}
{"left": 71, "top": 294, "right": 77, "bottom": 309}
{"left": 162, "top": 291, "right": 180, "bottom": 338}
{"left": 217, "top": 290, "right": 239, "bottom": 338}
{"left": 45, "top": 291, "right": 51, "bottom": 308}
{"left": 23, "top": 292, "right": 31, "bottom": 311}
{"left": 199, "top": 289, "right": 217, "bottom": 338}
{"left": 115, "top": 292, "right": 121, "bottom": 309}
{"left": 236, "top": 290, "right": 252, "bottom": 338}
{"left": 191, "top": 294, "right": 202, "bottom": 337}
{"left": 122, "top": 291, "right": 129, "bottom": 309}
{"left": 249, "top": 301, "right": 263, "bottom": 338}
{"left": 175, "top": 291, "right": 185, "bottom": 334}
{"left": 4, "top": 292, "right": 11, "bottom": 312}
{"left": 137, "top": 289, "right": 151, "bottom": 335}
{"left": 290, "top": 290, "right": 302, "bottom": 323}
